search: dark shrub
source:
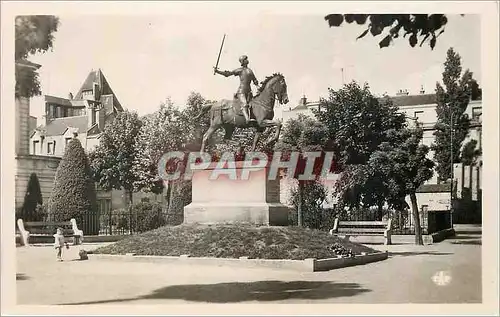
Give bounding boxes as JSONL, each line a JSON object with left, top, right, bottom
{"left": 130, "top": 201, "right": 166, "bottom": 233}
{"left": 48, "top": 138, "right": 97, "bottom": 225}
{"left": 20, "top": 173, "right": 43, "bottom": 221}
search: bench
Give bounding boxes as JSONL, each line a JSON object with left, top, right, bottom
{"left": 17, "top": 218, "right": 83, "bottom": 246}
{"left": 329, "top": 218, "right": 392, "bottom": 245}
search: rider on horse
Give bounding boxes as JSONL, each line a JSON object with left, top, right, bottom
{"left": 213, "top": 55, "right": 259, "bottom": 123}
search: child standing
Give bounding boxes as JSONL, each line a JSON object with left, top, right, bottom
{"left": 54, "top": 227, "right": 69, "bottom": 261}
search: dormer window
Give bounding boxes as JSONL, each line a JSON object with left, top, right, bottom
{"left": 82, "top": 90, "right": 93, "bottom": 100}
{"left": 47, "top": 141, "right": 56, "bottom": 155}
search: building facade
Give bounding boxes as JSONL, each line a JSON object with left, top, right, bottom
{"left": 30, "top": 69, "right": 124, "bottom": 156}
{"left": 25, "top": 69, "right": 156, "bottom": 219}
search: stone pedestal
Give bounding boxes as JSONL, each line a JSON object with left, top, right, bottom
{"left": 183, "top": 161, "right": 289, "bottom": 226}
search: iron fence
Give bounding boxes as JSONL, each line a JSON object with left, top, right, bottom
{"left": 81, "top": 209, "right": 180, "bottom": 236}
{"left": 15, "top": 209, "right": 181, "bottom": 236}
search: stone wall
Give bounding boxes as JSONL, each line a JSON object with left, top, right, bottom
{"left": 15, "top": 155, "right": 61, "bottom": 210}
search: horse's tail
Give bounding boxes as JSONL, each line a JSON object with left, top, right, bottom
{"left": 194, "top": 104, "right": 212, "bottom": 120}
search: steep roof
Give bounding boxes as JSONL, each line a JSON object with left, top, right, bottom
{"left": 388, "top": 93, "right": 437, "bottom": 107}
{"left": 37, "top": 116, "right": 89, "bottom": 136}
{"left": 74, "top": 69, "right": 123, "bottom": 111}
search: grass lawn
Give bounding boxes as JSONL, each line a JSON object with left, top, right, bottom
{"left": 93, "top": 223, "right": 377, "bottom": 260}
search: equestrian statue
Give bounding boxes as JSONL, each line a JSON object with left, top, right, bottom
{"left": 195, "top": 35, "right": 289, "bottom": 152}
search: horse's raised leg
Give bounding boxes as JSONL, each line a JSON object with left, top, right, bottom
{"left": 201, "top": 125, "right": 219, "bottom": 152}
{"left": 269, "top": 120, "right": 282, "bottom": 144}
{"left": 258, "top": 119, "right": 282, "bottom": 148}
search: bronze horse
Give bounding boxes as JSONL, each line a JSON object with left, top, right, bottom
{"left": 195, "top": 73, "right": 289, "bottom": 152}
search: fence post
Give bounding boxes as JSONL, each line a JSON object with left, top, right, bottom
{"left": 108, "top": 210, "right": 112, "bottom": 235}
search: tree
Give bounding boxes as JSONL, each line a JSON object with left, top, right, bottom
{"left": 48, "top": 138, "right": 97, "bottom": 224}
{"left": 314, "top": 82, "right": 406, "bottom": 169}
{"left": 20, "top": 173, "right": 43, "bottom": 221}
{"left": 315, "top": 82, "right": 416, "bottom": 223}
{"left": 276, "top": 114, "right": 329, "bottom": 227}
{"left": 468, "top": 78, "right": 482, "bottom": 101}
{"left": 15, "top": 15, "right": 59, "bottom": 98}
{"left": 432, "top": 48, "right": 472, "bottom": 182}
{"left": 133, "top": 99, "right": 184, "bottom": 194}
{"left": 88, "top": 110, "right": 142, "bottom": 208}
{"left": 177, "top": 92, "right": 212, "bottom": 149}
{"left": 324, "top": 14, "right": 450, "bottom": 49}
{"left": 461, "top": 139, "right": 481, "bottom": 165}
{"left": 370, "top": 126, "right": 435, "bottom": 245}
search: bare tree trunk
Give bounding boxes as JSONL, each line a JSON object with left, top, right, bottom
{"left": 410, "top": 192, "right": 424, "bottom": 245}
{"left": 297, "top": 182, "right": 304, "bottom": 227}
{"left": 164, "top": 180, "right": 172, "bottom": 211}
{"left": 168, "top": 181, "right": 177, "bottom": 215}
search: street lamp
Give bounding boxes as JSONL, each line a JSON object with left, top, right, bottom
{"left": 449, "top": 109, "right": 455, "bottom": 229}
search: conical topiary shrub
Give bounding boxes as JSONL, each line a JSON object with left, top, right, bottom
{"left": 20, "top": 173, "right": 43, "bottom": 221}
{"left": 48, "top": 138, "right": 97, "bottom": 225}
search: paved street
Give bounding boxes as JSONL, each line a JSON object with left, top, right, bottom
{"left": 16, "top": 233, "right": 481, "bottom": 305}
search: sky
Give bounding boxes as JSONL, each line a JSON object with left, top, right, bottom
{"left": 28, "top": 14, "right": 481, "bottom": 120}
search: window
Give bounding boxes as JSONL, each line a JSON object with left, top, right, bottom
{"left": 414, "top": 110, "right": 424, "bottom": 122}
{"left": 65, "top": 137, "right": 72, "bottom": 146}
{"left": 47, "top": 141, "right": 56, "bottom": 155}
{"left": 52, "top": 105, "right": 57, "bottom": 118}
{"left": 32, "top": 140, "right": 39, "bottom": 154}
{"left": 472, "top": 107, "right": 482, "bottom": 121}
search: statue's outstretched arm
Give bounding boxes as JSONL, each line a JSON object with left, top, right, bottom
{"left": 214, "top": 68, "right": 239, "bottom": 77}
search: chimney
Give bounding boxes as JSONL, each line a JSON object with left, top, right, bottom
{"left": 44, "top": 103, "right": 54, "bottom": 126}
{"left": 87, "top": 101, "right": 97, "bottom": 129}
{"left": 68, "top": 92, "right": 73, "bottom": 100}
{"left": 300, "top": 95, "right": 307, "bottom": 106}
{"left": 98, "top": 102, "right": 106, "bottom": 130}
{"left": 93, "top": 82, "right": 100, "bottom": 101}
